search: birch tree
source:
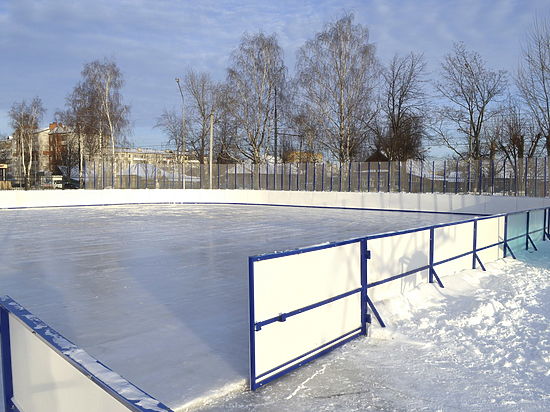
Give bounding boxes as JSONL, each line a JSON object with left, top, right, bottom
{"left": 227, "top": 32, "right": 286, "bottom": 163}
{"left": 8, "top": 97, "right": 46, "bottom": 189}
{"left": 517, "top": 17, "right": 550, "bottom": 156}
{"left": 295, "top": 13, "right": 379, "bottom": 163}
{"left": 435, "top": 42, "right": 507, "bottom": 160}
{"left": 376, "top": 53, "right": 427, "bottom": 160}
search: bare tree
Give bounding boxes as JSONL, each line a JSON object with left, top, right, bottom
{"left": 8, "top": 97, "right": 46, "bottom": 189}
{"left": 517, "top": 17, "right": 550, "bottom": 156}
{"left": 375, "top": 53, "right": 427, "bottom": 160}
{"left": 435, "top": 42, "right": 507, "bottom": 160}
{"left": 155, "top": 108, "right": 183, "bottom": 153}
{"left": 226, "top": 32, "right": 286, "bottom": 163}
{"left": 81, "top": 59, "right": 130, "bottom": 164}
{"left": 295, "top": 13, "right": 379, "bottom": 163}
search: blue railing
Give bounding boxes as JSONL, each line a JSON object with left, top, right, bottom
{"left": 248, "top": 206, "right": 550, "bottom": 389}
{"left": 0, "top": 296, "right": 172, "bottom": 412}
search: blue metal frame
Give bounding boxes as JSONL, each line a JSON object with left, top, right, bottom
{"left": 0, "top": 296, "right": 172, "bottom": 412}
{"left": 249, "top": 205, "right": 550, "bottom": 390}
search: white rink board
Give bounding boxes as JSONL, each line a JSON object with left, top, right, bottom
{"left": 433, "top": 222, "right": 474, "bottom": 275}
{"left": 529, "top": 210, "right": 546, "bottom": 242}
{"left": 508, "top": 213, "right": 528, "bottom": 250}
{"left": 477, "top": 217, "right": 504, "bottom": 262}
{"left": 367, "top": 230, "right": 430, "bottom": 301}
{"left": 9, "top": 314, "right": 129, "bottom": 412}
{"left": 252, "top": 242, "right": 362, "bottom": 382}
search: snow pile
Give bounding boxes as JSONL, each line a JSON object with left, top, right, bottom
{"left": 202, "top": 244, "right": 550, "bottom": 411}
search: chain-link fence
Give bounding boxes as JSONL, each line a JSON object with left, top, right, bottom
{"left": 2, "top": 157, "right": 550, "bottom": 197}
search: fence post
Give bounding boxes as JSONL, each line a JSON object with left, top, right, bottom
{"left": 348, "top": 162, "right": 352, "bottom": 192}
{"left": 367, "top": 162, "right": 371, "bottom": 192}
{"left": 296, "top": 164, "right": 300, "bottom": 191}
{"left": 523, "top": 157, "right": 529, "bottom": 196}
{"left": 504, "top": 215, "right": 509, "bottom": 257}
{"left": 321, "top": 163, "right": 325, "bottom": 192}
{"left": 266, "top": 163, "right": 269, "bottom": 190}
{"left": 330, "top": 163, "right": 333, "bottom": 192}
{"left": 431, "top": 161, "right": 435, "bottom": 193}
{"left": 357, "top": 162, "right": 361, "bottom": 192}
{"left": 128, "top": 162, "right": 131, "bottom": 189}
{"left": 408, "top": 161, "right": 412, "bottom": 192}
{"left": 304, "top": 163, "right": 308, "bottom": 191}
{"left": 281, "top": 163, "right": 284, "bottom": 191}
{"left": 455, "top": 160, "right": 458, "bottom": 195}
{"left": 387, "top": 161, "right": 391, "bottom": 192}
{"left": 443, "top": 160, "right": 447, "bottom": 194}
{"left": 503, "top": 158, "right": 507, "bottom": 194}
{"left": 377, "top": 161, "right": 381, "bottom": 192}
{"left": 467, "top": 161, "right": 471, "bottom": 193}
{"left": 313, "top": 163, "right": 316, "bottom": 191}
{"left": 478, "top": 159, "right": 482, "bottom": 195}
{"left": 490, "top": 159, "right": 494, "bottom": 195}
{"left": 420, "top": 161, "right": 424, "bottom": 193}
{"left": 397, "top": 161, "right": 401, "bottom": 192}
{"left": 545, "top": 157, "right": 548, "bottom": 197}
{"left": 289, "top": 163, "right": 292, "bottom": 191}
{"left": 339, "top": 164, "right": 342, "bottom": 192}
{"left": 534, "top": 157, "right": 538, "bottom": 197}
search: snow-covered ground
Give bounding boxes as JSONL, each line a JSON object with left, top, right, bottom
{"left": 0, "top": 204, "right": 468, "bottom": 410}
{"left": 202, "top": 242, "right": 550, "bottom": 411}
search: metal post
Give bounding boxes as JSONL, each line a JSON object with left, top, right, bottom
{"left": 273, "top": 163, "right": 276, "bottom": 190}
{"left": 526, "top": 211, "right": 530, "bottom": 250}
{"left": 321, "top": 163, "right": 325, "bottom": 191}
{"left": 266, "top": 163, "right": 269, "bottom": 190}
{"left": 467, "top": 161, "right": 471, "bottom": 193}
{"left": 504, "top": 215, "right": 508, "bottom": 257}
{"left": 431, "top": 160, "right": 435, "bottom": 193}
{"left": 420, "top": 161, "right": 424, "bottom": 193}
{"left": 289, "top": 163, "right": 292, "bottom": 191}
{"left": 226, "top": 164, "right": 229, "bottom": 189}
{"left": 455, "top": 160, "right": 459, "bottom": 194}
{"left": 409, "top": 161, "right": 412, "bottom": 192}
{"left": 523, "top": 157, "right": 529, "bottom": 196}
{"left": 281, "top": 163, "right": 284, "bottom": 191}
{"left": 209, "top": 114, "right": 213, "bottom": 189}
{"left": 128, "top": 162, "right": 131, "bottom": 189}
{"left": 377, "top": 161, "right": 381, "bottom": 192}
{"left": 339, "top": 164, "right": 342, "bottom": 192}
{"left": 478, "top": 159, "right": 482, "bottom": 195}
{"left": 387, "top": 161, "right": 391, "bottom": 192}
{"left": 360, "top": 239, "right": 368, "bottom": 335}
{"left": 313, "top": 163, "right": 316, "bottom": 191}
{"left": 1, "top": 307, "right": 14, "bottom": 412}
{"left": 348, "top": 162, "right": 352, "bottom": 192}
{"left": 296, "top": 164, "right": 300, "bottom": 191}
{"left": 398, "top": 161, "right": 401, "bottom": 192}
{"left": 429, "top": 227, "right": 435, "bottom": 283}
{"left": 145, "top": 163, "right": 148, "bottom": 189}
{"left": 235, "top": 164, "right": 237, "bottom": 189}
{"left": 491, "top": 159, "right": 495, "bottom": 195}
{"left": 443, "top": 160, "right": 447, "bottom": 194}
{"left": 330, "top": 164, "right": 333, "bottom": 191}
{"left": 503, "top": 158, "right": 507, "bottom": 194}
{"left": 358, "top": 162, "right": 361, "bottom": 191}
{"left": 534, "top": 157, "right": 538, "bottom": 197}
{"left": 200, "top": 163, "right": 203, "bottom": 189}
{"left": 473, "top": 220, "right": 478, "bottom": 269}
{"left": 545, "top": 157, "right": 548, "bottom": 197}
{"left": 305, "top": 162, "right": 309, "bottom": 191}
{"left": 367, "top": 162, "right": 371, "bottom": 192}
{"left": 251, "top": 164, "right": 254, "bottom": 190}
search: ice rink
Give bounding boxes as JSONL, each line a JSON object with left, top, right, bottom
{"left": 0, "top": 204, "right": 470, "bottom": 409}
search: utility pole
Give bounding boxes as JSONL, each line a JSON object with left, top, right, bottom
{"left": 175, "top": 77, "right": 186, "bottom": 189}
{"left": 274, "top": 87, "right": 278, "bottom": 164}
{"left": 209, "top": 113, "right": 214, "bottom": 189}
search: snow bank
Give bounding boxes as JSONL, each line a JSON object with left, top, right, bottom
{"left": 203, "top": 244, "right": 550, "bottom": 411}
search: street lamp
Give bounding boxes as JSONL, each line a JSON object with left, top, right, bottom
{"left": 175, "top": 77, "right": 186, "bottom": 189}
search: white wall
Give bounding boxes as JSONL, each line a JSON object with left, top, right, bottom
{"left": 1, "top": 189, "right": 549, "bottom": 215}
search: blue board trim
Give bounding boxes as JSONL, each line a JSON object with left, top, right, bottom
{"left": 0, "top": 296, "right": 172, "bottom": 412}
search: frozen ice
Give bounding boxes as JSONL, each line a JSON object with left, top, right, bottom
{"left": 0, "top": 204, "right": 468, "bottom": 409}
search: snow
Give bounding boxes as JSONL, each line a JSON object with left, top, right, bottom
{"left": 202, "top": 243, "right": 550, "bottom": 411}
{"left": 0, "top": 204, "right": 468, "bottom": 409}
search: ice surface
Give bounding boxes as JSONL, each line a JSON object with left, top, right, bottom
{"left": 204, "top": 243, "right": 550, "bottom": 411}
{"left": 0, "top": 204, "right": 468, "bottom": 409}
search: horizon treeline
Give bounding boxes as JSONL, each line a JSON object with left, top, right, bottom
{"left": 5, "top": 13, "right": 550, "bottom": 173}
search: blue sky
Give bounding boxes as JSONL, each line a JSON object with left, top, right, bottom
{"left": 1, "top": 0, "right": 548, "bottom": 149}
